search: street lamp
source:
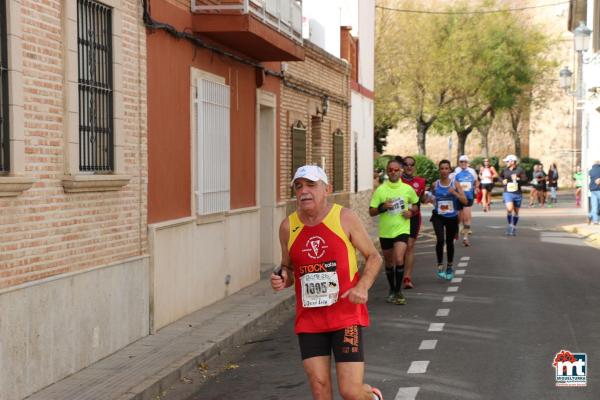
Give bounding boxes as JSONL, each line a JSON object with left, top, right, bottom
{"left": 559, "top": 66, "right": 573, "bottom": 92}
{"left": 573, "top": 21, "right": 592, "bottom": 52}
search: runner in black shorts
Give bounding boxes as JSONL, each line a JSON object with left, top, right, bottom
{"left": 399, "top": 156, "right": 427, "bottom": 289}
{"left": 298, "top": 325, "right": 364, "bottom": 362}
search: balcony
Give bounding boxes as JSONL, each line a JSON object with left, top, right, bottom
{"left": 191, "top": 0, "right": 304, "bottom": 61}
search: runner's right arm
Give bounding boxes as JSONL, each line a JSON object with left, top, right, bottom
{"left": 271, "top": 218, "right": 293, "bottom": 291}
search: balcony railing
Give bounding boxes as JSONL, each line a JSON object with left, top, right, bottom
{"left": 192, "top": 0, "right": 303, "bottom": 44}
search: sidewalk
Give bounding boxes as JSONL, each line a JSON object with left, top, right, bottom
{"left": 26, "top": 278, "right": 295, "bottom": 400}
{"left": 562, "top": 221, "right": 600, "bottom": 249}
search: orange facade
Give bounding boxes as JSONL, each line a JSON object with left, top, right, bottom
{"left": 147, "top": 0, "right": 282, "bottom": 223}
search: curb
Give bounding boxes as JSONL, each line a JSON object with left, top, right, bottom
{"left": 562, "top": 224, "right": 600, "bottom": 249}
{"left": 131, "top": 292, "right": 296, "bottom": 400}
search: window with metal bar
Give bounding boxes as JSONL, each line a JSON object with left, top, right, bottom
{"left": 0, "top": 0, "right": 9, "bottom": 173}
{"left": 77, "top": 0, "right": 113, "bottom": 172}
{"left": 333, "top": 129, "right": 344, "bottom": 192}
{"left": 291, "top": 120, "right": 307, "bottom": 181}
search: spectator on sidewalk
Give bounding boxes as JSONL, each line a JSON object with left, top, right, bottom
{"left": 271, "top": 165, "right": 384, "bottom": 400}
{"left": 547, "top": 163, "right": 559, "bottom": 206}
{"left": 589, "top": 161, "right": 600, "bottom": 225}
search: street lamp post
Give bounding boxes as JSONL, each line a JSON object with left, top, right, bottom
{"left": 560, "top": 21, "right": 592, "bottom": 214}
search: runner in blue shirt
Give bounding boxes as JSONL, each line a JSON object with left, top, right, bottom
{"left": 452, "top": 155, "right": 478, "bottom": 246}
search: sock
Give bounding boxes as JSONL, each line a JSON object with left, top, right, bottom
{"left": 446, "top": 263, "right": 453, "bottom": 271}
{"left": 513, "top": 216, "right": 519, "bottom": 226}
{"left": 385, "top": 267, "right": 395, "bottom": 292}
{"left": 394, "top": 265, "right": 404, "bottom": 293}
{"left": 507, "top": 214, "right": 513, "bottom": 225}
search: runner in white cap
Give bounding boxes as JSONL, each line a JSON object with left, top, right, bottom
{"left": 499, "top": 155, "right": 528, "bottom": 235}
{"left": 452, "top": 155, "right": 478, "bottom": 246}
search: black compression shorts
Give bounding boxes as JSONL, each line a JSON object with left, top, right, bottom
{"left": 379, "top": 234, "right": 409, "bottom": 250}
{"left": 298, "top": 325, "right": 364, "bottom": 362}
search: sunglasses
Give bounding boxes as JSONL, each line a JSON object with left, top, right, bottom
{"left": 403, "top": 163, "right": 415, "bottom": 167}
{"left": 387, "top": 168, "right": 401, "bottom": 173}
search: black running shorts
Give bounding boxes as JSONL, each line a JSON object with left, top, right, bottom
{"left": 298, "top": 325, "right": 364, "bottom": 362}
{"left": 379, "top": 234, "right": 409, "bottom": 250}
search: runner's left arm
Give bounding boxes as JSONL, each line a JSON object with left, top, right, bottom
{"left": 340, "top": 208, "right": 382, "bottom": 304}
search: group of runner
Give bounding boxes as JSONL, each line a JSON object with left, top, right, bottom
{"left": 269, "top": 156, "right": 530, "bottom": 399}
{"left": 369, "top": 154, "right": 529, "bottom": 304}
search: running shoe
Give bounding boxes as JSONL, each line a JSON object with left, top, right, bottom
{"left": 393, "top": 292, "right": 407, "bottom": 305}
{"left": 463, "top": 237, "right": 470, "bottom": 246}
{"left": 371, "top": 387, "right": 384, "bottom": 400}
{"left": 403, "top": 277, "right": 414, "bottom": 289}
{"left": 510, "top": 227, "right": 517, "bottom": 236}
{"left": 445, "top": 267, "right": 454, "bottom": 281}
{"left": 385, "top": 292, "right": 396, "bottom": 303}
{"left": 436, "top": 265, "right": 446, "bottom": 280}
{"left": 505, "top": 225, "right": 511, "bottom": 235}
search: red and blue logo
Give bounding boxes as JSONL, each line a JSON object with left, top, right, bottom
{"left": 553, "top": 349, "right": 587, "bottom": 387}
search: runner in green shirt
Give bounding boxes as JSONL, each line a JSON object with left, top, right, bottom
{"left": 370, "top": 157, "right": 419, "bottom": 305}
{"left": 573, "top": 165, "right": 585, "bottom": 207}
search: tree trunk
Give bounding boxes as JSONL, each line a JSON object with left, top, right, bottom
{"left": 478, "top": 124, "right": 490, "bottom": 158}
{"left": 456, "top": 131, "right": 469, "bottom": 165}
{"left": 416, "top": 120, "right": 428, "bottom": 155}
{"left": 513, "top": 133, "right": 521, "bottom": 158}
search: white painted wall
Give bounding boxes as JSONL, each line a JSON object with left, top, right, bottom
{"left": 352, "top": 92, "right": 375, "bottom": 192}
{"left": 581, "top": 1, "right": 600, "bottom": 209}
{"left": 357, "top": 0, "right": 375, "bottom": 91}
{"left": 149, "top": 211, "right": 260, "bottom": 331}
{"left": 0, "top": 257, "right": 149, "bottom": 400}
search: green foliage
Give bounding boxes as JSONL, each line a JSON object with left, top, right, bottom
{"left": 374, "top": 155, "right": 394, "bottom": 172}
{"left": 412, "top": 155, "right": 439, "bottom": 186}
{"left": 519, "top": 157, "right": 541, "bottom": 181}
{"left": 374, "top": 119, "right": 394, "bottom": 153}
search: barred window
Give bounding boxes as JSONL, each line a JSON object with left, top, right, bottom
{"left": 291, "top": 120, "right": 307, "bottom": 181}
{"left": 0, "top": 0, "right": 9, "bottom": 172}
{"left": 332, "top": 129, "right": 344, "bottom": 192}
{"left": 77, "top": 0, "right": 113, "bottom": 172}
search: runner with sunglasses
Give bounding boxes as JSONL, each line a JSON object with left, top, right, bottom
{"left": 369, "top": 157, "right": 419, "bottom": 305}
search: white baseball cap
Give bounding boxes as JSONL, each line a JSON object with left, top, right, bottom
{"left": 503, "top": 154, "right": 518, "bottom": 162}
{"left": 458, "top": 155, "right": 469, "bottom": 162}
{"left": 291, "top": 165, "right": 329, "bottom": 186}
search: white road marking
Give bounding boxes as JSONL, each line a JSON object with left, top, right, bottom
{"left": 419, "top": 339, "right": 438, "bottom": 350}
{"left": 455, "top": 270, "right": 466, "bottom": 275}
{"left": 394, "top": 387, "right": 420, "bottom": 400}
{"left": 428, "top": 322, "right": 445, "bottom": 332}
{"left": 436, "top": 308, "right": 450, "bottom": 317}
{"left": 457, "top": 262, "right": 468, "bottom": 267}
{"left": 451, "top": 277, "right": 463, "bottom": 283}
{"left": 460, "top": 256, "right": 470, "bottom": 261}
{"left": 407, "top": 361, "right": 429, "bottom": 374}
{"left": 447, "top": 286, "right": 459, "bottom": 292}
{"left": 442, "top": 296, "right": 455, "bottom": 302}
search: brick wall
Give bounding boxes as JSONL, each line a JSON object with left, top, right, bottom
{"left": 0, "top": 0, "right": 147, "bottom": 289}
{"left": 279, "top": 41, "right": 351, "bottom": 199}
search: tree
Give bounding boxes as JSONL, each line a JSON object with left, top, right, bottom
{"left": 375, "top": 0, "right": 458, "bottom": 155}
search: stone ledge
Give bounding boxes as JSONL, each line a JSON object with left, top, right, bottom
{"left": 61, "top": 174, "right": 131, "bottom": 193}
{"left": 0, "top": 176, "right": 36, "bottom": 197}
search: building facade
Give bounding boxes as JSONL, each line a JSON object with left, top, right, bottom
{"left": 145, "top": 0, "right": 303, "bottom": 331}
{"left": 0, "top": 1, "right": 148, "bottom": 399}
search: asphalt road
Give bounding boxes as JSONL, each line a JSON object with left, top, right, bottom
{"left": 165, "top": 198, "right": 599, "bottom": 400}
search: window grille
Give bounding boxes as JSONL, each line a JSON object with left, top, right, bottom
{"left": 0, "top": 0, "right": 9, "bottom": 172}
{"left": 77, "top": 0, "right": 113, "bottom": 172}
{"left": 195, "top": 78, "right": 230, "bottom": 215}
{"left": 333, "top": 129, "right": 344, "bottom": 192}
{"left": 291, "top": 120, "right": 306, "bottom": 180}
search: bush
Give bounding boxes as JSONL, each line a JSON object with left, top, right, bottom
{"left": 412, "top": 154, "right": 439, "bottom": 185}
{"left": 374, "top": 155, "right": 394, "bottom": 173}
{"left": 519, "top": 157, "right": 541, "bottom": 181}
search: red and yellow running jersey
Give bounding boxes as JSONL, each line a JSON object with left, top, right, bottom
{"left": 288, "top": 204, "right": 369, "bottom": 334}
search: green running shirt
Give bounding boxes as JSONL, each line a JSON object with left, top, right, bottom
{"left": 370, "top": 180, "right": 419, "bottom": 238}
